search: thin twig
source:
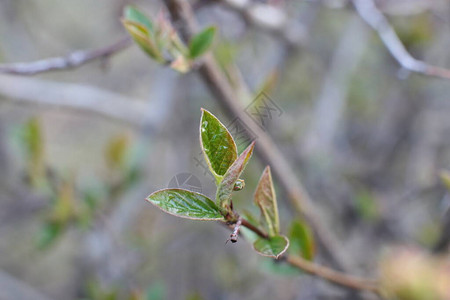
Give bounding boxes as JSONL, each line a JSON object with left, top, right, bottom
{"left": 353, "top": 0, "right": 450, "bottom": 80}
{"left": 0, "top": 37, "right": 131, "bottom": 76}
{"left": 227, "top": 216, "right": 243, "bottom": 243}
{"left": 163, "top": 0, "right": 355, "bottom": 273}
{"left": 218, "top": 0, "right": 307, "bottom": 48}
{"left": 0, "top": 74, "right": 149, "bottom": 126}
{"left": 285, "top": 256, "right": 379, "bottom": 293}
{"left": 237, "top": 217, "right": 379, "bottom": 293}
{"left": 240, "top": 218, "right": 268, "bottom": 239}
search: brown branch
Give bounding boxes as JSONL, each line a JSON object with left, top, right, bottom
{"left": 240, "top": 218, "right": 268, "bottom": 239}
{"left": 0, "top": 37, "right": 131, "bottom": 76}
{"left": 238, "top": 218, "right": 380, "bottom": 294}
{"left": 353, "top": 0, "right": 450, "bottom": 80}
{"left": 163, "top": 0, "right": 355, "bottom": 273}
{"left": 285, "top": 255, "right": 379, "bottom": 293}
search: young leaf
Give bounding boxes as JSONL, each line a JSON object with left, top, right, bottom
{"left": 254, "top": 166, "right": 279, "bottom": 236}
{"left": 124, "top": 6, "right": 154, "bottom": 33}
{"left": 189, "top": 27, "right": 216, "bottom": 58}
{"left": 146, "top": 189, "right": 224, "bottom": 220}
{"left": 440, "top": 170, "right": 450, "bottom": 191}
{"left": 22, "top": 118, "right": 45, "bottom": 187}
{"left": 216, "top": 142, "right": 255, "bottom": 210}
{"left": 122, "top": 20, "right": 165, "bottom": 63}
{"left": 288, "top": 220, "right": 316, "bottom": 261}
{"left": 105, "top": 134, "right": 130, "bottom": 170}
{"left": 200, "top": 109, "right": 237, "bottom": 184}
{"left": 50, "top": 178, "right": 77, "bottom": 224}
{"left": 37, "top": 221, "right": 63, "bottom": 249}
{"left": 253, "top": 235, "right": 289, "bottom": 259}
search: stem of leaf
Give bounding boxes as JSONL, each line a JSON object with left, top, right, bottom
{"left": 240, "top": 218, "right": 268, "bottom": 239}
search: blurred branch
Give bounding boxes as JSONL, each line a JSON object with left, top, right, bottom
{"left": 0, "top": 270, "right": 54, "bottom": 300}
{"left": 218, "top": 0, "right": 307, "bottom": 48}
{"left": 285, "top": 255, "right": 379, "bottom": 293}
{"left": 0, "top": 75, "right": 153, "bottom": 127}
{"left": 353, "top": 0, "right": 450, "bottom": 80}
{"left": 305, "top": 15, "right": 369, "bottom": 155}
{"left": 237, "top": 218, "right": 379, "bottom": 293}
{"left": 0, "top": 37, "right": 131, "bottom": 76}
{"left": 163, "top": 0, "right": 358, "bottom": 274}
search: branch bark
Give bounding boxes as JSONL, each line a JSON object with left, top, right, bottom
{"left": 238, "top": 218, "right": 380, "bottom": 294}
{"left": 353, "top": 0, "right": 450, "bottom": 80}
{"left": 0, "top": 74, "right": 150, "bottom": 126}
{"left": 218, "top": 0, "right": 307, "bottom": 48}
{"left": 0, "top": 37, "right": 131, "bottom": 76}
{"left": 285, "top": 255, "right": 379, "bottom": 293}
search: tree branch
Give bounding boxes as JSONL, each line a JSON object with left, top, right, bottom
{"left": 0, "top": 37, "right": 131, "bottom": 76}
{"left": 353, "top": 0, "right": 450, "bottom": 80}
{"left": 237, "top": 218, "right": 379, "bottom": 294}
{"left": 163, "top": 0, "right": 356, "bottom": 273}
{"left": 218, "top": 0, "right": 307, "bottom": 48}
{"left": 284, "top": 255, "right": 379, "bottom": 293}
{"left": 0, "top": 74, "right": 150, "bottom": 126}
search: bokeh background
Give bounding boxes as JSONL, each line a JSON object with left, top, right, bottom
{"left": 1, "top": 0, "right": 450, "bottom": 299}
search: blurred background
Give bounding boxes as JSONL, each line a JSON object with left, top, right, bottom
{"left": 1, "top": 0, "right": 450, "bottom": 299}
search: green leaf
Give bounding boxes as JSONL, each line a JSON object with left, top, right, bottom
{"left": 124, "top": 6, "right": 154, "bottom": 33}
{"left": 254, "top": 166, "right": 279, "bottom": 236}
{"left": 105, "top": 134, "right": 130, "bottom": 170}
{"left": 253, "top": 235, "right": 289, "bottom": 259}
{"left": 353, "top": 188, "right": 379, "bottom": 221}
{"left": 146, "top": 189, "right": 224, "bottom": 220}
{"left": 145, "top": 281, "right": 166, "bottom": 300}
{"left": 50, "top": 178, "right": 76, "bottom": 224}
{"left": 200, "top": 109, "right": 237, "bottom": 184}
{"left": 440, "top": 170, "right": 450, "bottom": 191}
{"left": 216, "top": 141, "right": 255, "bottom": 210}
{"left": 260, "top": 258, "right": 302, "bottom": 277}
{"left": 37, "top": 221, "right": 63, "bottom": 249}
{"left": 22, "top": 117, "right": 45, "bottom": 187}
{"left": 189, "top": 26, "right": 216, "bottom": 58}
{"left": 122, "top": 20, "right": 165, "bottom": 63}
{"left": 288, "top": 220, "right": 315, "bottom": 261}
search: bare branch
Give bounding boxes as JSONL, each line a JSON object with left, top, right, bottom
{"left": 0, "top": 37, "right": 131, "bottom": 76}
{"left": 0, "top": 75, "right": 149, "bottom": 126}
{"left": 353, "top": 0, "right": 450, "bottom": 80}
{"left": 285, "top": 255, "right": 379, "bottom": 293}
{"left": 305, "top": 15, "right": 370, "bottom": 155}
{"left": 237, "top": 218, "right": 380, "bottom": 293}
{"left": 218, "top": 0, "right": 307, "bottom": 48}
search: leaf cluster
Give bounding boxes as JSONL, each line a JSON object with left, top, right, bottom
{"left": 147, "top": 109, "right": 315, "bottom": 259}
{"left": 122, "top": 6, "right": 216, "bottom": 73}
